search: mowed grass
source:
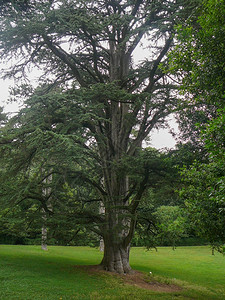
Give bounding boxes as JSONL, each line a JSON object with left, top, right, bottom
{"left": 0, "top": 245, "right": 224, "bottom": 299}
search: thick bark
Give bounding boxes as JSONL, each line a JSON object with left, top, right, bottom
{"left": 100, "top": 184, "right": 135, "bottom": 274}
{"left": 101, "top": 237, "right": 132, "bottom": 274}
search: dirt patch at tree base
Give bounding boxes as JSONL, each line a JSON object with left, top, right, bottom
{"left": 121, "top": 271, "right": 182, "bottom": 293}
{"left": 74, "top": 265, "right": 182, "bottom": 293}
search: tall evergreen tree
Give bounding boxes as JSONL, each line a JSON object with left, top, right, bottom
{"left": 0, "top": 0, "right": 198, "bottom": 273}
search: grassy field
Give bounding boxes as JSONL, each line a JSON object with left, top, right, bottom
{"left": 0, "top": 245, "right": 224, "bottom": 299}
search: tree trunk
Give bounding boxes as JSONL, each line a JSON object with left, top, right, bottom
{"left": 100, "top": 197, "right": 135, "bottom": 274}
{"left": 100, "top": 238, "right": 132, "bottom": 274}
{"left": 41, "top": 172, "right": 52, "bottom": 251}
{"left": 97, "top": 146, "right": 136, "bottom": 273}
{"left": 99, "top": 238, "right": 104, "bottom": 252}
{"left": 41, "top": 208, "right": 48, "bottom": 251}
{"left": 99, "top": 201, "right": 105, "bottom": 252}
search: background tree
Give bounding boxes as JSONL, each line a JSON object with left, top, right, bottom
{"left": 169, "top": 0, "right": 225, "bottom": 252}
{"left": 180, "top": 111, "right": 225, "bottom": 253}
{"left": 168, "top": 0, "right": 224, "bottom": 154}
{"left": 170, "top": 0, "right": 224, "bottom": 107}
{"left": 0, "top": 0, "right": 198, "bottom": 273}
{"left": 133, "top": 147, "right": 203, "bottom": 249}
{"left": 153, "top": 205, "right": 187, "bottom": 250}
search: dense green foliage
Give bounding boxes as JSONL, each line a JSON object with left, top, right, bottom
{"left": 170, "top": 0, "right": 225, "bottom": 251}
{"left": 169, "top": 0, "right": 224, "bottom": 145}
{"left": 180, "top": 111, "right": 225, "bottom": 251}
{"left": 171, "top": 0, "right": 225, "bottom": 106}
{"left": 0, "top": 89, "right": 102, "bottom": 246}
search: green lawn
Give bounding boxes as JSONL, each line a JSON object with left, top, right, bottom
{"left": 0, "top": 245, "right": 224, "bottom": 299}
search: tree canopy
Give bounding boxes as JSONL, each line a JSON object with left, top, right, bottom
{"left": 0, "top": 0, "right": 201, "bottom": 272}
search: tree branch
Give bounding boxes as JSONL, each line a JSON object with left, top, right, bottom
{"left": 42, "top": 34, "right": 88, "bottom": 87}
{"left": 145, "top": 35, "right": 173, "bottom": 92}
